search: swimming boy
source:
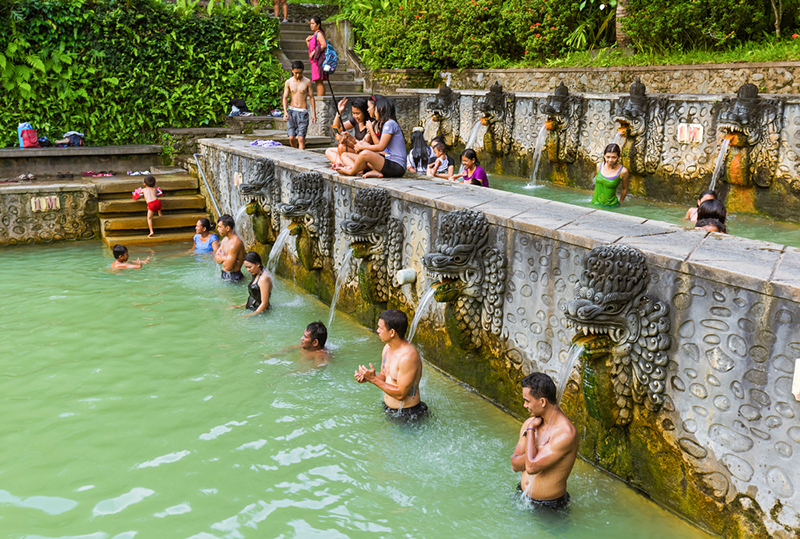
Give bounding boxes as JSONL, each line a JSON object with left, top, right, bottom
{"left": 354, "top": 309, "right": 427, "bottom": 420}
{"left": 110, "top": 244, "right": 149, "bottom": 270}
{"left": 282, "top": 61, "right": 317, "bottom": 150}
{"left": 214, "top": 214, "right": 246, "bottom": 281}
{"left": 510, "top": 372, "right": 579, "bottom": 510}
{"left": 142, "top": 176, "right": 162, "bottom": 237}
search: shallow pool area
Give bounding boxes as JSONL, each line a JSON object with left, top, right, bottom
{"left": 491, "top": 174, "right": 800, "bottom": 248}
{"left": 0, "top": 241, "right": 714, "bottom": 538}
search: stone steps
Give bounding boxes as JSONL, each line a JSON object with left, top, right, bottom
{"left": 92, "top": 172, "right": 207, "bottom": 246}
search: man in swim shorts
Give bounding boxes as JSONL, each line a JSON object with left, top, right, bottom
{"left": 282, "top": 60, "right": 316, "bottom": 150}
{"left": 354, "top": 309, "right": 427, "bottom": 420}
{"left": 511, "top": 372, "right": 578, "bottom": 510}
{"left": 214, "top": 214, "right": 245, "bottom": 281}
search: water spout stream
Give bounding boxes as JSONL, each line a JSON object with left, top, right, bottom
{"left": 460, "top": 120, "right": 485, "bottom": 174}
{"left": 423, "top": 117, "right": 439, "bottom": 142}
{"left": 556, "top": 343, "right": 585, "bottom": 404}
{"left": 709, "top": 137, "right": 731, "bottom": 192}
{"left": 266, "top": 228, "right": 291, "bottom": 274}
{"left": 407, "top": 288, "right": 437, "bottom": 343}
{"left": 328, "top": 248, "right": 355, "bottom": 328}
{"left": 233, "top": 204, "right": 248, "bottom": 227}
{"left": 525, "top": 125, "right": 549, "bottom": 188}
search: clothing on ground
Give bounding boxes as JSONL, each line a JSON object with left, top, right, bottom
{"left": 221, "top": 270, "right": 244, "bottom": 282}
{"left": 380, "top": 119, "right": 407, "bottom": 169}
{"left": 193, "top": 233, "right": 219, "bottom": 252}
{"left": 516, "top": 483, "right": 571, "bottom": 510}
{"left": 250, "top": 140, "right": 283, "bottom": 147}
{"left": 591, "top": 166, "right": 623, "bottom": 207}
{"left": 286, "top": 107, "right": 309, "bottom": 138}
{"left": 383, "top": 401, "right": 428, "bottom": 421}
{"left": 465, "top": 165, "right": 489, "bottom": 187}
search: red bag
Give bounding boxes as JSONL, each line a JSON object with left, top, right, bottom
{"left": 21, "top": 129, "right": 39, "bottom": 148}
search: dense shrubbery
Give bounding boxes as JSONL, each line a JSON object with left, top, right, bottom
{"left": 0, "top": 0, "right": 284, "bottom": 147}
{"left": 342, "top": 0, "right": 799, "bottom": 70}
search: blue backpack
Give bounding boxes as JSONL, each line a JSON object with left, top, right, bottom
{"left": 323, "top": 44, "right": 338, "bottom": 75}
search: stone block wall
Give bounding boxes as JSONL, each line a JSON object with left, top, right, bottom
{"left": 199, "top": 138, "right": 800, "bottom": 538}
{"left": 0, "top": 183, "right": 98, "bottom": 245}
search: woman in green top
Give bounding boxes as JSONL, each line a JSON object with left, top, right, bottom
{"left": 591, "top": 143, "right": 630, "bottom": 207}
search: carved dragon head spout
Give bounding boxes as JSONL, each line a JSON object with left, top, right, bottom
{"left": 237, "top": 158, "right": 280, "bottom": 244}
{"left": 427, "top": 84, "right": 460, "bottom": 122}
{"left": 615, "top": 78, "right": 648, "bottom": 138}
{"left": 276, "top": 172, "right": 332, "bottom": 270}
{"left": 541, "top": 82, "right": 584, "bottom": 164}
{"left": 422, "top": 209, "right": 505, "bottom": 350}
{"left": 341, "top": 188, "right": 403, "bottom": 303}
{"left": 611, "top": 79, "right": 666, "bottom": 176}
{"left": 475, "top": 82, "right": 516, "bottom": 155}
{"left": 716, "top": 83, "right": 783, "bottom": 187}
{"left": 563, "top": 244, "right": 671, "bottom": 427}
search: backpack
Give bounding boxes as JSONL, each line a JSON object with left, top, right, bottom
{"left": 323, "top": 44, "right": 338, "bottom": 75}
{"left": 21, "top": 127, "right": 39, "bottom": 148}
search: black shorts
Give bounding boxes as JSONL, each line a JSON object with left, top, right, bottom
{"left": 516, "top": 483, "right": 570, "bottom": 510}
{"left": 380, "top": 158, "right": 406, "bottom": 178}
{"left": 221, "top": 270, "right": 244, "bottom": 282}
{"left": 383, "top": 401, "right": 428, "bottom": 421}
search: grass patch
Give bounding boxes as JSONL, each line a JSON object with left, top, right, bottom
{"left": 492, "top": 38, "right": 800, "bottom": 69}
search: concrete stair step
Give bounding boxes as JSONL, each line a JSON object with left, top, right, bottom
{"left": 280, "top": 30, "right": 313, "bottom": 40}
{"left": 101, "top": 212, "right": 208, "bottom": 232}
{"left": 91, "top": 174, "right": 198, "bottom": 195}
{"left": 104, "top": 230, "right": 195, "bottom": 246}
{"left": 98, "top": 194, "right": 206, "bottom": 214}
{"left": 281, "top": 23, "right": 313, "bottom": 31}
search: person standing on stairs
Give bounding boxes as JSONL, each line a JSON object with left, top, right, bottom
{"left": 306, "top": 16, "right": 327, "bottom": 97}
{"left": 274, "top": 0, "right": 288, "bottom": 23}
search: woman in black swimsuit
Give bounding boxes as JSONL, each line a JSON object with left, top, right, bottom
{"left": 231, "top": 252, "right": 273, "bottom": 316}
{"left": 325, "top": 97, "right": 374, "bottom": 167}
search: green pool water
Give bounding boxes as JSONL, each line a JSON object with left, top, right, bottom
{"left": 491, "top": 174, "right": 800, "bottom": 248}
{"left": 0, "top": 242, "right": 711, "bottom": 538}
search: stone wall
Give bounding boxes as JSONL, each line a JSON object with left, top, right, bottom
{"left": 369, "top": 62, "right": 800, "bottom": 95}
{"left": 199, "top": 138, "right": 800, "bottom": 539}
{"left": 0, "top": 182, "right": 98, "bottom": 245}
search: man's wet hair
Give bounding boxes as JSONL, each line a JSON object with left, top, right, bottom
{"left": 697, "top": 198, "right": 727, "bottom": 223}
{"left": 698, "top": 190, "right": 716, "bottom": 201}
{"left": 291, "top": 60, "right": 304, "bottom": 71}
{"left": 306, "top": 321, "right": 327, "bottom": 348}
{"left": 379, "top": 309, "right": 408, "bottom": 340}
{"left": 521, "top": 372, "right": 557, "bottom": 405}
{"left": 144, "top": 175, "right": 156, "bottom": 187}
{"left": 218, "top": 214, "right": 235, "bottom": 229}
{"left": 112, "top": 244, "right": 128, "bottom": 259}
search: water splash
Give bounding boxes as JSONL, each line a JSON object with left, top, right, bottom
{"left": 233, "top": 204, "right": 248, "bottom": 226}
{"left": 556, "top": 343, "right": 585, "bottom": 404}
{"left": 611, "top": 132, "right": 626, "bottom": 147}
{"left": 524, "top": 125, "right": 549, "bottom": 188}
{"left": 407, "top": 288, "right": 437, "bottom": 343}
{"left": 423, "top": 117, "right": 439, "bottom": 142}
{"left": 460, "top": 120, "right": 484, "bottom": 174}
{"left": 266, "top": 229, "right": 291, "bottom": 274}
{"left": 709, "top": 137, "right": 731, "bottom": 192}
{"left": 328, "top": 248, "right": 355, "bottom": 328}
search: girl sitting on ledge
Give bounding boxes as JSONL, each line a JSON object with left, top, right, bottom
{"left": 448, "top": 149, "right": 488, "bottom": 187}
{"left": 333, "top": 96, "right": 407, "bottom": 178}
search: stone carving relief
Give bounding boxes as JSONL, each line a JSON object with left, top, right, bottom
{"left": 614, "top": 78, "right": 667, "bottom": 175}
{"left": 717, "top": 83, "right": 784, "bottom": 187}
{"left": 426, "top": 85, "right": 461, "bottom": 147}
{"left": 276, "top": 172, "right": 332, "bottom": 270}
{"left": 0, "top": 190, "right": 98, "bottom": 245}
{"left": 238, "top": 158, "right": 280, "bottom": 245}
{"left": 564, "top": 244, "right": 671, "bottom": 427}
{"left": 476, "top": 82, "right": 516, "bottom": 155}
{"left": 542, "top": 82, "right": 585, "bottom": 164}
{"left": 341, "top": 187, "right": 404, "bottom": 304}
{"left": 422, "top": 209, "right": 506, "bottom": 350}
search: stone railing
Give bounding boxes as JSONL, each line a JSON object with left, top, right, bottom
{"left": 198, "top": 137, "right": 800, "bottom": 539}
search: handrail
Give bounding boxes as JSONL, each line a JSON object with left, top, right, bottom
{"left": 193, "top": 152, "right": 221, "bottom": 217}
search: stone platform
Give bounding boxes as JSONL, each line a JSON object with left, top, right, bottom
{"left": 0, "top": 145, "right": 162, "bottom": 178}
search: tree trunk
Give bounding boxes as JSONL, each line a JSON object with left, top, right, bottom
{"left": 770, "top": 0, "right": 782, "bottom": 39}
{"left": 616, "top": 0, "right": 632, "bottom": 47}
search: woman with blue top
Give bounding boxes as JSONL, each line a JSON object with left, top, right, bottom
{"left": 591, "top": 144, "right": 630, "bottom": 207}
{"left": 334, "top": 96, "right": 407, "bottom": 178}
{"left": 192, "top": 218, "right": 219, "bottom": 253}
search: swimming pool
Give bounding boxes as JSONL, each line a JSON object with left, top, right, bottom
{"left": 0, "top": 241, "right": 711, "bottom": 538}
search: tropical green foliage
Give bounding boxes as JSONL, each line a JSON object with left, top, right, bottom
{"left": 0, "top": 0, "right": 283, "bottom": 147}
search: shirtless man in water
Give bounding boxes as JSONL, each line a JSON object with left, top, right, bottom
{"left": 214, "top": 214, "right": 245, "bottom": 282}
{"left": 511, "top": 372, "right": 579, "bottom": 509}
{"left": 282, "top": 61, "right": 317, "bottom": 150}
{"left": 354, "top": 309, "right": 427, "bottom": 420}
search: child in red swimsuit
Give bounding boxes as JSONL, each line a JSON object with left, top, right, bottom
{"left": 142, "top": 176, "right": 162, "bottom": 237}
